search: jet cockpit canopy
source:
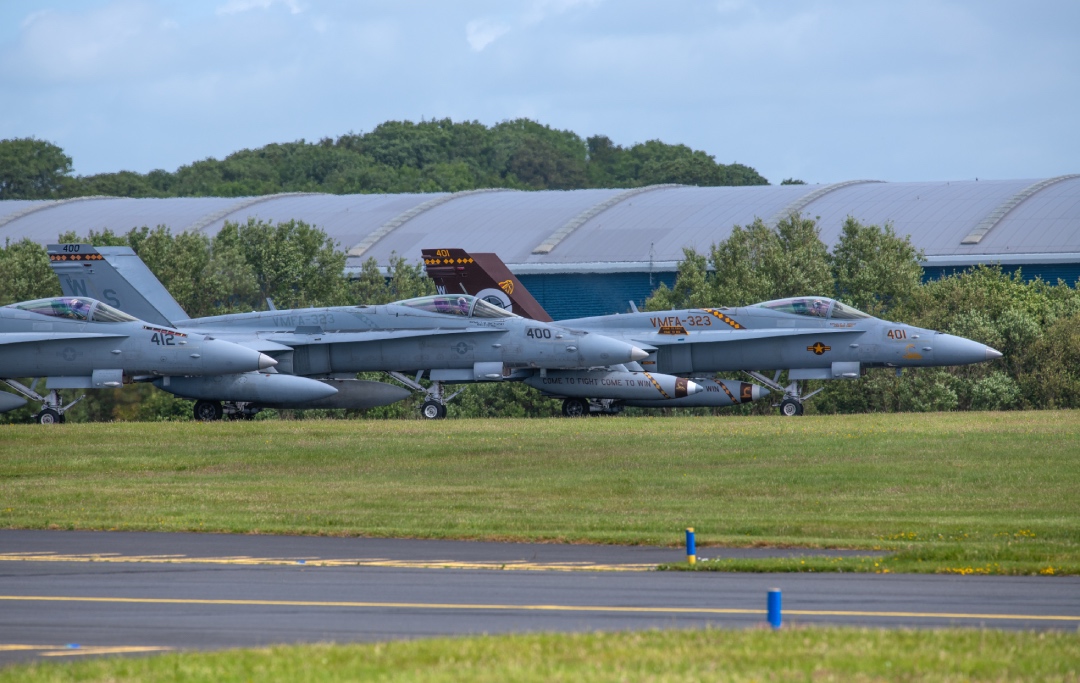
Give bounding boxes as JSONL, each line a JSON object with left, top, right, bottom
{"left": 7, "top": 297, "right": 139, "bottom": 323}
{"left": 396, "top": 294, "right": 518, "bottom": 319}
{"left": 755, "top": 297, "right": 871, "bottom": 320}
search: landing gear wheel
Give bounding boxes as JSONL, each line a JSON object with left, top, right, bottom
{"left": 36, "top": 408, "right": 61, "bottom": 425}
{"left": 193, "top": 400, "right": 223, "bottom": 421}
{"left": 779, "top": 398, "right": 804, "bottom": 417}
{"left": 420, "top": 399, "right": 445, "bottom": 420}
{"left": 562, "top": 398, "right": 589, "bottom": 418}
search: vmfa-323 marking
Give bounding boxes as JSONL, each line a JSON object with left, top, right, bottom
{"left": 422, "top": 248, "right": 1002, "bottom": 416}
{"left": 49, "top": 244, "right": 650, "bottom": 420}
{"left": 0, "top": 296, "right": 275, "bottom": 423}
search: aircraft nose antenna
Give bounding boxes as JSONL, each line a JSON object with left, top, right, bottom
{"left": 258, "top": 353, "right": 278, "bottom": 370}
{"left": 630, "top": 347, "right": 649, "bottom": 362}
{"left": 985, "top": 347, "right": 1003, "bottom": 361}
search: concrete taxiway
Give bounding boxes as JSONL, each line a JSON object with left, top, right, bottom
{"left": 0, "top": 530, "right": 1076, "bottom": 665}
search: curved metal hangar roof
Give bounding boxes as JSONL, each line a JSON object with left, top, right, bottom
{"left": 2, "top": 175, "right": 1078, "bottom": 274}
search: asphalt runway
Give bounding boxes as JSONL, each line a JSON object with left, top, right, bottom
{"left": 1, "top": 530, "right": 1077, "bottom": 666}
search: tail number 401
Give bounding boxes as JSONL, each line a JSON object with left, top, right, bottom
{"left": 887, "top": 329, "right": 908, "bottom": 340}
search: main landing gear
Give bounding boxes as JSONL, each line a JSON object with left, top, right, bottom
{"left": 388, "top": 372, "right": 462, "bottom": 420}
{"left": 562, "top": 398, "right": 588, "bottom": 417}
{"left": 2, "top": 379, "right": 83, "bottom": 424}
{"left": 193, "top": 399, "right": 223, "bottom": 421}
{"left": 193, "top": 400, "right": 260, "bottom": 421}
{"left": 561, "top": 398, "right": 622, "bottom": 417}
{"left": 745, "top": 371, "right": 824, "bottom": 417}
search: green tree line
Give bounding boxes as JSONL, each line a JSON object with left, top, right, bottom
{"left": 0, "top": 120, "right": 768, "bottom": 201}
{"left": 645, "top": 215, "right": 1080, "bottom": 414}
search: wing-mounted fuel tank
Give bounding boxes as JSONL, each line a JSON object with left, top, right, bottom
{"left": 255, "top": 378, "right": 412, "bottom": 410}
{"left": 0, "top": 391, "right": 28, "bottom": 414}
{"left": 152, "top": 373, "right": 411, "bottom": 410}
{"left": 153, "top": 373, "right": 338, "bottom": 404}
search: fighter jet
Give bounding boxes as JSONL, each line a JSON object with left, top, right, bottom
{"left": 422, "top": 248, "right": 1003, "bottom": 416}
{"left": 0, "top": 296, "right": 277, "bottom": 423}
{"left": 48, "top": 245, "right": 657, "bottom": 420}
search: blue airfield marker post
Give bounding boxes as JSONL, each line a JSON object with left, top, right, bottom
{"left": 767, "top": 588, "right": 782, "bottom": 629}
{"left": 685, "top": 528, "right": 696, "bottom": 565}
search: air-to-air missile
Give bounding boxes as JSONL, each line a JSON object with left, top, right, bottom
{"left": 48, "top": 244, "right": 650, "bottom": 421}
{"left": 422, "top": 248, "right": 1003, "bottom": 417}
{"left": 0, "top": 296, "right": 281, "bottom": 423}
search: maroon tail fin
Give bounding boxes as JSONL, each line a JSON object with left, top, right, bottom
{"left": 422, "top": 248, "right": 552, "bottom": 322}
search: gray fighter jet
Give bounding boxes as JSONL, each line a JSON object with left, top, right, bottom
{"left": 48, "top": 245, "right": 655, "bottom": 420}
{"left": 423, "top": 248, "right": 1003, "bottom": 416}
{"left": 0, "top": 296, "right": 277, "bottom": 423}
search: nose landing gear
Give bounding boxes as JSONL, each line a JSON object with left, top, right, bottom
{"left": 2, "top": 379, "right": 83, "bottom": 424}
{"left": 744, "top": 371, "right": 824, "bottom": 417}
{"left": 779, "top": 398, "right": 804, "bottom": 416}
{"left": 388, "top": 372, "right": 461, "bottom": 420}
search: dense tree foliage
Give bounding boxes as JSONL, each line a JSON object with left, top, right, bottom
{"left": 645, "top": 216, "right": 1080, "bottom": 415}
{"left": 0, "top": 121, "right": 768, "bottom": 201}
{"left": 0, "top": 138, "right": 73, "bottom": 200}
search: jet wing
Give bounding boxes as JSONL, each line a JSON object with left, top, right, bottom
{"left": 634, "top": 327, "right": 863, "bottom": 347}
{"left": 0, "top": 332, "right": 127, "bottom": 346}
{"left": 225, "top": 339, "right": 296, "bottom": 353}
{"left": 265, "top": 327, "right": 502, "bottom": 347}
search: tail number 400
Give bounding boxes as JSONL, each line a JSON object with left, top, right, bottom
{"left": 525, "top": 328, "right": 551, "bottom": 339}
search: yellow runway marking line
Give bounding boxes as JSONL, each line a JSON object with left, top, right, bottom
{"left": 0, "top": 552, "right": 656, "bottom": 572}
{"left": 1, "top": 596, "right": 1077, "bottom": 623}
{"left": 43, "top": 646, "right": 173, "bottom": 657}
{"left": 0, "top": 644, "right": 173, "bottom": 657}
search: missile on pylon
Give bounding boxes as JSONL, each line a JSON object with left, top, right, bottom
{"left": 525, "top": 370, "right": 702, "bottom": 401}
{"left": 622, "top": 379, "right": 768, "bottom": 408}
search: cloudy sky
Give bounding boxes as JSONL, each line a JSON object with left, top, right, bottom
{"left": 1, "top": 0, "right": 1077, "bottom": 184}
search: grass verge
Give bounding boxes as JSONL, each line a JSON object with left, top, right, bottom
{"left": 1, "top": 411, "right": 1077, "bottom": 575}
{"left": 2, "top": 628, "right": 1078, "bottom": 682}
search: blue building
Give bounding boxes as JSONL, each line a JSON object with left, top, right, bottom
{"left": 2, "top": 175, "right": 1077, "bottom": 320}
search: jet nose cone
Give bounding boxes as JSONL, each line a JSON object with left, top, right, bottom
{"left": 258, "top": 353, "right": 278, "bottom": 370}
{"left": 630, "top": 346, "right": 649, "bottom": 362}
{"left": 985, "top": 346, "right": 1003, "bottom": 361}
{"left": 686, "top": 380, "right": 704, "bottom": 395}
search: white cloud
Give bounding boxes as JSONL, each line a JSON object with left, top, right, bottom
{"left": 3, "top": 1, "right": 178, "bottom": 84}
{"left": 466, "top": 18, "right": 511, "bottom": 52}
{"left": 216, "top": 0, "right": 303, "bottom": 16}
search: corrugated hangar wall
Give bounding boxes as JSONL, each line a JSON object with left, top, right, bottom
{"left": 2, "top": 176, "right": 1078, "bottom": 319}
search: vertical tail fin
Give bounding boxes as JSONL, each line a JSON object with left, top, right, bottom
{"left": 422, "top": 248, "right": 551, "bottom": 322}
{"left": 47, "top": 244, "right": 189, "bottom": 327}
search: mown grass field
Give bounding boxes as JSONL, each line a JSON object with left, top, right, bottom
{"left": 1, "top": 411, "right": 1077, "bottom": 575}
{"left": 3, "top": 628, "right": 1078, "bottom": 682}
